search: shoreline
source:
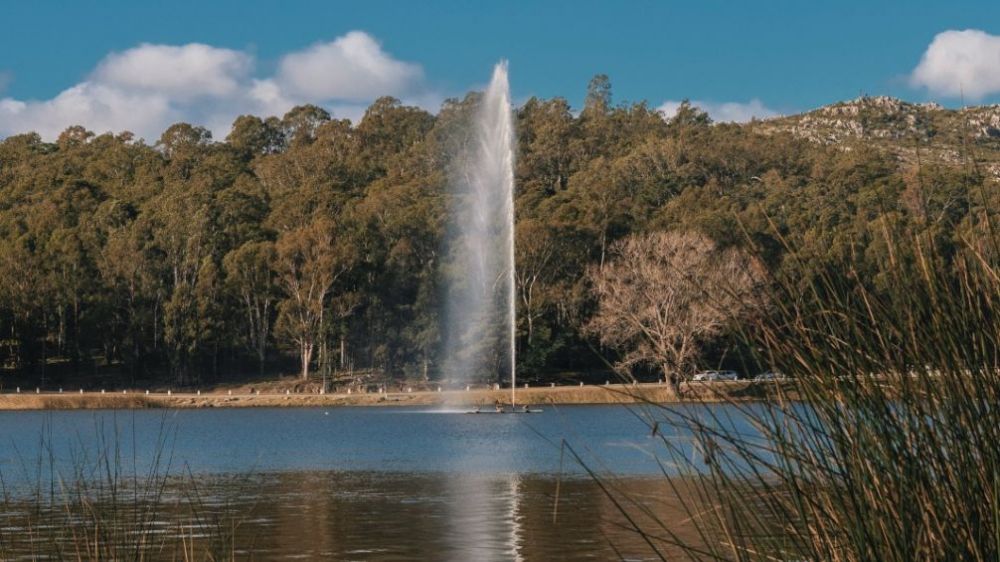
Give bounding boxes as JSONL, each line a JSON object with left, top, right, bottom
{"left": 0, "top": 381, "right": 774, "bottom": 410}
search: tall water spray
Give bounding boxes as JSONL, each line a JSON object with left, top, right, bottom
{"left": 444, "top": 61, "right": 517, "bottom": 402}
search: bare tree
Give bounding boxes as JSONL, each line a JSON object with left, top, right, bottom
{"left": 585, "top": 231, "right": 764, "bottom": 396}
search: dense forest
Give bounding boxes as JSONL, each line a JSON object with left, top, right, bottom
{"left": 0, "top": 76, "right": 995, "bottom": 389}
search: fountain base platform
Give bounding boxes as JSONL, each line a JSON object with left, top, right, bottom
{"left": 466, "top": 408, "right": 543, "bottom": 415}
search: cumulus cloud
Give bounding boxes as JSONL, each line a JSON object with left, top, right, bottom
{"left": 0, "top": 31, "right": 426, "bottom": 141}
{"left": 0, "top": 83, "right": 176, "bottom": 142}
{"left": 276, "top": 31, "right": 423, "bottom": 101}
{"left": 93, "top": 43, "right": 252, "bottom": 99}
{"left": 910, "top": 29, "right": 1000, "bottom": 100}
{"left": 658, "top": 99, "right": 779, "bottom": 123}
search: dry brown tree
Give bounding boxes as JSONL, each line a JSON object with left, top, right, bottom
{"left": 586, "top": 230, "right": 763, "bottom": 396}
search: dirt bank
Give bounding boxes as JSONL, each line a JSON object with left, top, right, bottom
{"left": 0, "top": 381, "right": 784, "bottom": 410}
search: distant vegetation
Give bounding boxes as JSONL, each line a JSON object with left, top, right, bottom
{"left": 0, "top": 76, "right": 997, "bottom": 388}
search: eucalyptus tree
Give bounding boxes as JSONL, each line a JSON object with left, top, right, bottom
{"left": 224, "top": 241, "right": 278, "bottom": 375}
{"left": 274, "top": 218, "right": 358, "bottom": 379}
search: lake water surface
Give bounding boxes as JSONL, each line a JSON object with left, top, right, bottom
{"left": 0, "top": 405, "right": 742, "bottom": 560}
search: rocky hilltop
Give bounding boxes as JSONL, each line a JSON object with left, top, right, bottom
{"left": 750, "top": 96, "right": 1000, "bottom": 175}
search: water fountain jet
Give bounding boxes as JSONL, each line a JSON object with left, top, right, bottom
{"left": 444, "top": 62, "right": 536, "bottom": 413}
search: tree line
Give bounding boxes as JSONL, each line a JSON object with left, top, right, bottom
{"left": 0, "top": 75, "right": 994, "bottom": 387}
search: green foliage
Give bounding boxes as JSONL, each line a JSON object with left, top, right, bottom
{"left": 0, "top": 81, "right": 996, "bottom": 386}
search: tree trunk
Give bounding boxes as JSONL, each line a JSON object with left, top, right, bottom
{"left": 257, "top": 337, "right": 266, "bottom": 377}
{"left": 339, "top": 335, "right": 346, "bottom": 369}
{"left": 663, "top": 366, "right": 681, "bottom": 399}
{"left": 300, "top": 341, "right": 313, "bottom": 379}
{"left": 72, "top": 297, "right": 81, "bottom": 375}
{"left": 599, "top": 231, "right": 607, "bottom": 268}
{"left": 256, "top": 299, "right": 269, "bottom": 377}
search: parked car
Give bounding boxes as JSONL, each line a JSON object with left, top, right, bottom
{"left": 716, "top": 370, "right": 740, "bottom": 381}
{"left": 692, "top": 370, "right": 717, "bottom": 382}
{"left": 692, "top": 370, "right": 740, "bottom": 382}
{"left": 753, "top": 371, "right": 786, "bottom": 381}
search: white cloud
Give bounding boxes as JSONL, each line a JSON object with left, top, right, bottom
{"left": 658, "top": 99, "right": 779, "bottom": 123}
{"left": 910, "top": 29, "right": 1000, "bottom": 100}
{"left": 276, "top": 31, "right": 423, "bottom": 101}
{"left": 93, "top": 43, "right": 252, "bottom": 100}
{"left": 0, "top": 71, "right": 11, "bottom": 94}
{"left": 0, "top": 82, "right": 176, "bottom": 141}
{"left": 0, "top": 31, "right": 427, "bottom": 142}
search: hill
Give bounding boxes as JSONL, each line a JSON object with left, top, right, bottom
{"left": 751, "top": 96, "right": 1000, "bottom": 175}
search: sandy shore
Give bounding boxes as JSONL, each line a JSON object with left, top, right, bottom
{"left": 0, "top": 381, "right": 774, "bottom": 410}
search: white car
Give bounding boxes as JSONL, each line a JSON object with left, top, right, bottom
{"left": 692, "top": 370, "right": 740, "bottom": 382}
{"left": 753, "top": 371, "right": 785, "bottom": 382}
{"left": 716, "top": 370, "right": 740, "bottom": 381}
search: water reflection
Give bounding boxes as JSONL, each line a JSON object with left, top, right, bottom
{"left": 444, "top": 473, "right": 524, "bottom": 561}
{"left": 0, "top": 471, "right": 702, "bottom": 560}
{"left": 232, "top": 471, "right": 695, "bottom": 560}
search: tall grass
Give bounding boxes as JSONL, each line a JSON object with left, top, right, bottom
{"left": 0, "top": 414, "right": 245, "bottom": 561}
{"left": 600, "top": 227, "right": 1000, "bottom": 561}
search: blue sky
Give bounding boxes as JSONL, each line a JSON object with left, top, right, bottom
{"left": 2, "top": 0, "right": 1000, "bottom": 140}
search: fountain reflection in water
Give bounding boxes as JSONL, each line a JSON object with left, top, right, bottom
{"left": 445, "top": 473, "right": 525, "bottom": 561}
{"left": 444, "top": 61, "right": 517, "bottom": 400}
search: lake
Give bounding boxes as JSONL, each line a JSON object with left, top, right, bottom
{"left": 0, "top": 405, "right": 746, "bottom": 560}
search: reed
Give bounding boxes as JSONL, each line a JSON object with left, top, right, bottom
{"left": 598, "top": 225, "right": 1000, "bottom": 561}
{"left": 0, "top": 413, "right": 245, "bottom": 561}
